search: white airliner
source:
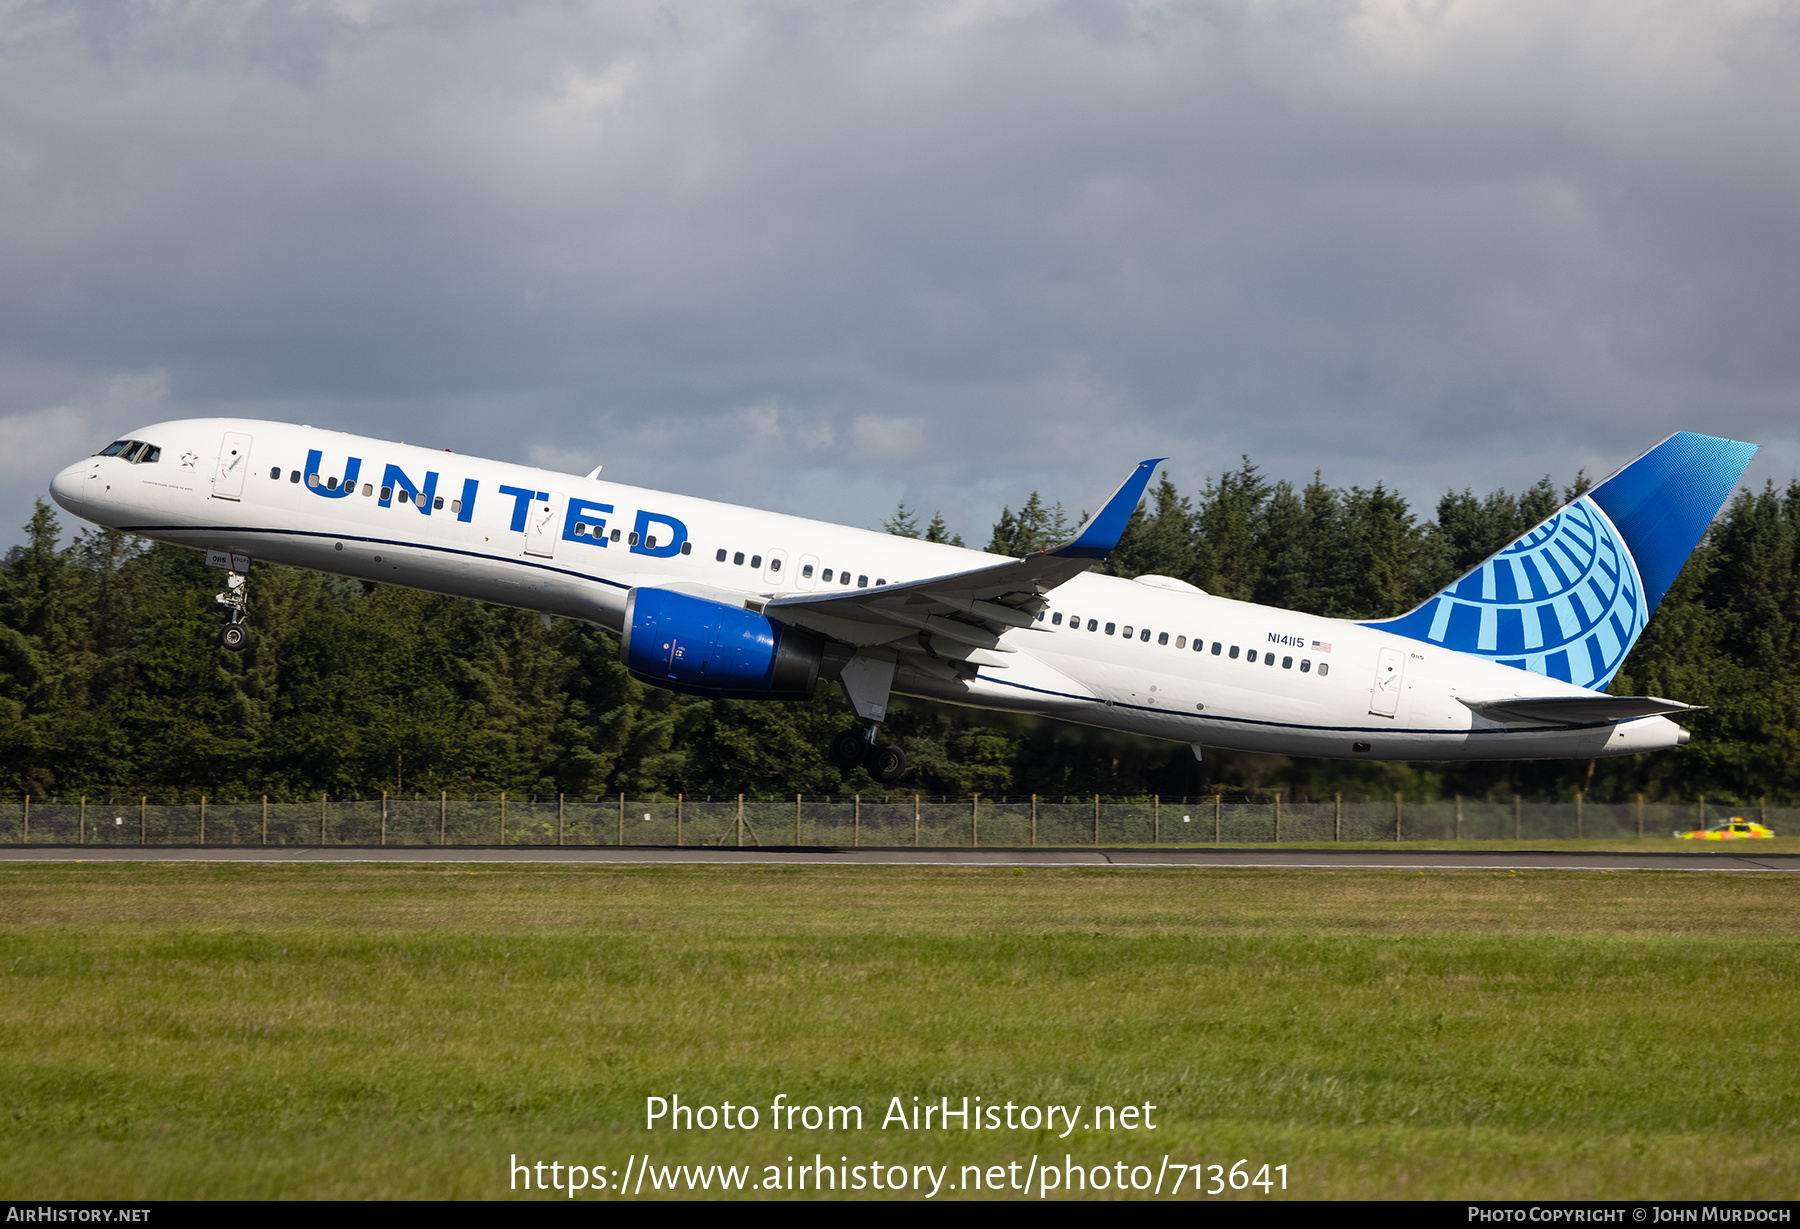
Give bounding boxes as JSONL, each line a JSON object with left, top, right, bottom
{"left": 49, "top": 421, "right": 1754, "bottom": 781}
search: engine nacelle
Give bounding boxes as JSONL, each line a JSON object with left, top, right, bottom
{"left": 621, "top": 587, "right": 822, "bottom": 699}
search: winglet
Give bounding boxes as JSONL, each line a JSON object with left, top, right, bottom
{"left": 1049, "top": 458, "right": 1166, "bottom": 560}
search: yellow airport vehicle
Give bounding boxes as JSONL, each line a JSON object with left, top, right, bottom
{"left": 1674, "top": 817, "right": 1775, "bottom": 840}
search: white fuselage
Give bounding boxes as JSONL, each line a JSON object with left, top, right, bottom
{"left": 49, "top": 419, "right": 1688, "bottom": 761}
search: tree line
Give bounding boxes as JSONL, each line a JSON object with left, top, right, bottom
{"left": 2, "top": 458, "right": 1795, "bottom": 803}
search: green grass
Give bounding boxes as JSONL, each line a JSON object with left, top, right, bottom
{"left": 2, "top": 864, "right": 1797, "bottom": 1200}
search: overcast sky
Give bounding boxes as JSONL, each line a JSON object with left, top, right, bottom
{"left": 3, "top": 0, "right": 1797, "bottom": 551}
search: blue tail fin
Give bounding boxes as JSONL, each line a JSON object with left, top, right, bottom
{"left": 1365, "top": 431, "right": 1756, "bottom": 690}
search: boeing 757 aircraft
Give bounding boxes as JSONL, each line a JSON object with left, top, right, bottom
{"left": 49, "top": 424, "right": 1754, "bottom": 782}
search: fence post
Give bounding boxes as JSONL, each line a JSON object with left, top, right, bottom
{"left": 1273, "top": 794, "right": 1281, "bottom": 843}
{"left": 499, "top": 792, "right": 506, "bottom": 846}
{"left": 793, "top": 794, "right": 799, "bottom": 846}
{"left": 1094, "top": 794, "right": 1100, "bottom": 847}
{"left": 1335, "top": 793, "right": 1341, "bottom": 842}
{"left": 1031, "top": 794, "right": 1038, "bottom": 846}
{"left": 22, "top": 794, "right": 27, "bottom": 845}
{"left": 914, "top": 794, "right": 920, "bottom": 848}
{"left": 1513, "top": 794, "right": 1521, "bottom": 840}
{"left": 1760, "top": 796, "right": 1767, "bottom": 827}
{"left": 381, "top": 790, "right": 387, "bottom": 847}
{"left": 200, "top": 795, "right": 206, "bottom": 846}
{"left": 440, "top": 791, "right": 447, "bottom": 846}
{"left": 80, "top": 796, "right": 86, "bottom": 846}
{"left": 1699, "top": 795, "right": 1705, "bottom": 832}
{"left": 1154, "top": 795, "right": 1160, "bottom": 844}
{"left": 140, "top": 796, "right": 145, "bottom": 846}
{"left": 619, "top": 793, "right": 625, "bottom": 847}
{"left": 262, "top": 796, "right": 268, "bottom": 845}
{"left": 1455, "top": 794, "right": 1463, "bottom": 840}
{"left": 737, "top": 795, "right": 744, "bottom": 847}
{"left": 559, "top": 793, "right": 565, "bottom": 847}
{"left": 971, "top": 793, "right": 978, "bottom": 849}
{"left": 320, "top": 793, "right": 326, "bottom": 845}
{"left": 855, "top": 794, "right": 861, "bottom": 848}
{"left": 1394, "top": 792, "right": 1402, "bottom": 842}
{"left": 1637, "top": 793, "right": 1644, "bottom": 839}
{"left": 1214, "top": 793, "right": 1221, "bottom": 844}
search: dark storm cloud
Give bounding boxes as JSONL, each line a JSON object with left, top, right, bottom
{"left": 3, "top": 0, "right": 1797, "bottom": 545}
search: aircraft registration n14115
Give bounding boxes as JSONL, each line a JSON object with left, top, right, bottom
{"left": 50, "top": 422, "right": 1755, "bottom": 782}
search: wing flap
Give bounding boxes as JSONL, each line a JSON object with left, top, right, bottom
{"left": 1460, "top": 695, "right": 1702, "bottom": 725}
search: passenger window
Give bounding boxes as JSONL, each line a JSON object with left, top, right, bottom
{"left": 1265, "top": 654, "right": 1276, "bottom": 667}
{"left": 628, "top": 532, "right": 639, "bottom": 546}
{"left": 1052, "top": 612, "right": 1063, "bottom": 625}
{"left": 326, "top": 477, "right": 339, "bottom": 490}
{"left": 1229, "top": 645, "right": 1239, "bottom": 659}
{"left": 381, "top": 486, "right": 393, "bottom": 500}
{"left": 574, "top": 523, "right": 588, "bottom": 536}
{"left": 858, "top": 574, "right": 868, "bottom": 587}
{"left": 822, "top": 568, "right": 833, "bottom": 581}
{"left": 734, "top": 552, "right": 745, "bottom": 565}
{"left": 611, "top": 529, "right": 621, "bottom": 542}
{"left": 1282, "top": 656, "right": 1293, "bottom": 669}
{"left": 434, "top": 496, "right": 445, "bottom": 510}
{"left": 1246, "top": 649, "right": 1256, "bottom": 663}
{"left": 290, "top": 471, "right": 301, "bottom": 483}
{"left": 363, "top": 484, "right": 373, "bottom": 497}
{"left": 1161, "top": 633, "right": 1171, "bottom": 646}
{"left": 840, "top": 572, "right": 852, "bottom": 586}
{"left": 450, "top": 499, "right": 461, "bottom": 513}
{"left": 802, "top": 564, "right": 814, "bottom": 578}
{"left": 1105, "top": 622, "right": 1116, "bottom": 635}
{"left": 1140, "top": 628, "right": 1151, "bottom": 642}
{"left": 681, "top": 542, "right": 692, "bottom": 555}
{"left": 269, "top": 467, "right": 281, "bottom": 480}
{"left": 770, "top": 558, "right": 781, "bottom": 572}
{"left": 749, "top": 554, "right": 760, "bottom": 567}
{"left": 717, "top": 549, "right": 727, "bottom": 562}
{"left": 1300, "top": 659, "right": 1311, "bottom": 672}
{"left": 1210, "top": 641, "right": 1221, "bottom": 655}
{"left": 1087, "top": 619, "right": 1098, "bottom": 632}
{"left": 416, "top": 493, "right": 428, "bottom": 508}
{"left": 876, "top": 578, "right": 885, "bottom": 586}
{"left": 1122, "top": 625, "right": 1133, "bottom": 638}
{"left": 1319, "top": 663, "right": 1330, "bottom": 677}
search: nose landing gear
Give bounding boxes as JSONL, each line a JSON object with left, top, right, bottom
{"left": 212, "top": 557, "right": 250, "bottom": 651}
{"left": 828, "top": 726, "right": 908, "bottom": 784}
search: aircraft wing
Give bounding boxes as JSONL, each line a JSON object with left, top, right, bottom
{"left": 1459, "top": 695, "right": 1702, "bottom": 725}
{"left": 762, "top": 458, "right": 1164, "bottom": 670}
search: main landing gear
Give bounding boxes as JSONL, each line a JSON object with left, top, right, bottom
{"left": 829, "top": 726, "right": 908, "bottom": 785}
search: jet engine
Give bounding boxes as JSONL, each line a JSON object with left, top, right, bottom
{"left": 621, "top": 587, "right": 822, "bottom": 700}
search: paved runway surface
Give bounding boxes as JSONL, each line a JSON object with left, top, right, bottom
{"left": 2, "top": 845, "right": 1796, "bottom": 872}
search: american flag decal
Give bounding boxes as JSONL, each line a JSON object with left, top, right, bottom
{"left": 1312, "top": 640, "right": 1333, "bottom": 652}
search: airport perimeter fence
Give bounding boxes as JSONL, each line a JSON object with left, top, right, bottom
{"left": 0, "top": 793, "right": 1790, "bottom": 847}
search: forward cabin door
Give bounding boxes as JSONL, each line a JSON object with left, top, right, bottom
{"left": 1369, "top": 646, "right": 1405, "bottom": 717}
{"left": 213, "top": 432, "right": 253, "bottom": 501}
{"left": 524, "top": 492, "right": 563, "bottom": 558}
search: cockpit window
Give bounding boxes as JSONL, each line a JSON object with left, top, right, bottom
{"left": 98, "top": 439, "right": 162, "bottom": 464}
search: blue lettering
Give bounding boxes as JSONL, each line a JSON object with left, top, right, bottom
{"left": 456, "top": 477, "right": 478, "bottom": 523}
{"left": 563, "top": 497, "right": 615, "bottom": 545}
{"left": 631, "top": 510, "right": 689, "bottom": 559}
{"left": 498, "top": 485, "right": 539, "bottom": 533}
{"left": 380, "top": 463, "right": 439, "bottom": 511}
{"left": 303, "top": 449, "right": 362, "bottom": 500}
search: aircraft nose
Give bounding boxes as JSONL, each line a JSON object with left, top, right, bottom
{"left": 49, "top": 459, "right": 89, "bottom": 517}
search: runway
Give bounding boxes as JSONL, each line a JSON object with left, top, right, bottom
{"left": 2, "top": 845, "right": 1797, "bottom": 872}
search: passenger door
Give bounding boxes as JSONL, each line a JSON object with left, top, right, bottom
{"left": 1369, "top": 646, "right": 1405, "bottom": 717}
{"left": 212, "top": 432, "right": 253, "bottom": 501}
{"left": 524, "top": 492, "right": 563, "bottom": 558}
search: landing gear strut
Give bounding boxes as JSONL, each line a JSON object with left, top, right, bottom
{"left": 829, "top": 726, "right": 908, "bottom": 784}
{"left": 215, "top": 567, "right": 250, "bottom": 651}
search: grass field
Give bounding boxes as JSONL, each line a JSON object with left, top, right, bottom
{"left": 2, "top": 863, "right": 1796, "bottom": 1200}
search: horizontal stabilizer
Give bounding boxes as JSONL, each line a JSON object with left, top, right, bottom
{"left": 1460, "top": 695, "right": 1701, "bottom": 725}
